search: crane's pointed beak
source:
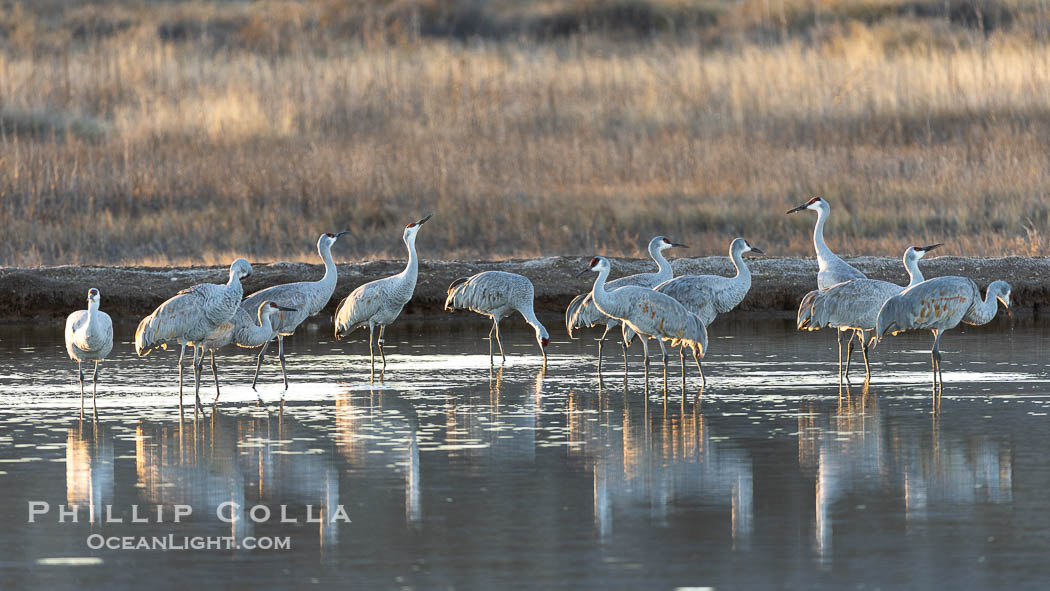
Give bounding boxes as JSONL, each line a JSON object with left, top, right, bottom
{"left": 277, "top": 306, "right": 298, "bottom": 312}
{"left": 749, "top": 246, "right": 765, "bottom": 255}
{"left": 416, "top": 213, "right": 433, "bottom": 226}
{"left": 335, "top": 230, "right": 350, "bottom": 239}
{"left": 671, "top": 242, "right": 688, "bottom": 248}
{"left": 919, "top": 243, "right": 942, "bottom": 252}
{"left": 574, "top": 268, "right": 591, "bottom": 278}
{"left": 786, "top": 203, "right": 808, "bottom": 214}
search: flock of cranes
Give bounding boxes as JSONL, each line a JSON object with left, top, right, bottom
{"left": 64, "top": 199, "right": 1012, "bottom": 415}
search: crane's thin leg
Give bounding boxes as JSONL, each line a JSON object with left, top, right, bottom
{"left": 177, "top": 343, "right": 187, "bottom": 410}
{"left": 277, "top": 335, "right": 289, "bottom": 390}
{"left": 488, "top": 320, "right": 496, "bottom": 365}
{"left": 377, "top": 326, "right": 386, "bottom": 375}
{"left": 210, "top": 350, "right": 220, "bottom": 404}
{"left": 78, "top": 361, "right": 85, "bottom": 418}
{"left": 251, "top": 340, "right": 270, "bottom": 391}
{"left": 859, "top": 330, "right": 871, "bottom": 383}
{"left": 931, "top": 329, "right": 944, "bottom": 397}
{"left": 844, "top": 330, "right": 854, "bottom": 383}
{"left": 836, "top": 330, "right": 844, "bottom": 386}
{"left": 641, "top": 337, "right": 650, "bottom": 382}
{"left": 92, "top": 361, "right": 99, "bottom": 417}
{"left": 597, "top": 325, "right": 613, "bottom": 373}
{"left": 621, "top": 330, "right": 629, "bottom": 372}
{"left": 658, "top": 339, "right": 668, "bottom": 378}
{"left": 693, "top": 348, "right": 706, "bottom": 400}
{"left": 494, "top": 322, "right": 506, "bottom": 363}
{"left": 368, "top": 325, "right": 375, "bottom": 381}
{"left": 192, "top": 345, "right": 204, "bottom": 408}
{"left": 680, "top": 348, "right": 686, "bottom": 389}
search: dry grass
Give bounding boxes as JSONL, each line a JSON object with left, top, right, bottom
{"left": 2, "top": 0, "right": 1050, "bottom": 265}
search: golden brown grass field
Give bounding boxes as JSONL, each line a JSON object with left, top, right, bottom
{"left": 2, "top": 0, "right": 1050, "bottom": 265}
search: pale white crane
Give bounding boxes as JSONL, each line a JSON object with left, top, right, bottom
{"left": 577, "top": 256, "right": 707, "bottom": 380}
{"left": 875, "top": 277, "right": 1011, "bottom": 392}
{"left": 65, "top": 288, "right": 113, "bottom": 417}
{"left": 240, "top": 231, "right": 349, "bottom": 390}
{"left": 444, "top": 271, "right": 550, "bottom": 366}
{"left": 787, "top": 196, "right": 867, "bottom": 369}
{"left": 135, "top": 258, "right": 253, "bottom": 407}
{"left": 623, "top": 237, "right": 762, "bottom": 385}
{"left": 334, "top": 214, "right": 432, "bottom": 378}
{"left": 190, "top": 301, "right": 298, "bottom": 402}
{"left": 565, "top": 236, "right": 686, "bottom": 370}
{"left": 797, "top": 244, "right": 940, "bottom": 382}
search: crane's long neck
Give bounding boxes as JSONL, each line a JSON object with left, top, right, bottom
{"left": 590, "top": 266, "right": 619, "bottom": 317}
{"left": 650, "top": 245, "right": 673, "bottom": 282}
{"left": 903, "top": 253, "right": 924, "bottom": 286}
{"left": 730, "top": 246, "right": 751, "bottom": 282}
{"left": 85, "top": 299, "right": 100, "bottom": 332}
{"left": 399, "top": 234, "right": 420, "bottom": 288}
{"left": 812, "top": 206, "right": 835, "bottom": 266}
{"left": 319, "top": 241, "right": 338, "bottom": 288}
{"left": 968, "top": 284, "right": 1003, "bottom": 326}
{"left": 520, "top": 303, "right": 546, "bottom": 336}
{"left": 226, "top": 270, "right": 244, "bottom": 299}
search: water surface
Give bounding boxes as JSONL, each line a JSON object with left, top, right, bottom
{"left": 1, "top": 316, "right": 1048, "bottom": 589}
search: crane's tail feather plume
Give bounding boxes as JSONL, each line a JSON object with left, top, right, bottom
{"left": 445, "top": 277, "right": 471, "bottom": 312}
{"left": 564, "top": 294, "right": 589, "bottom": 338}
{"left": 796, "top": 289, "right": 821, "bottom": 330}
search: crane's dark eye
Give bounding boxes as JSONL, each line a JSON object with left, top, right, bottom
{"left": 406, "top": 223, "right": 416, "bottom": 229}
{"left": 589, "top": 257, "right": 600, "bottom": 267}
{"left": 326, "top": 233, "right": 334, "bottom": 238}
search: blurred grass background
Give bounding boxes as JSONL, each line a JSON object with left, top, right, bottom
{"left": 2, "top": 0, "right": 1050, "bottom": 265}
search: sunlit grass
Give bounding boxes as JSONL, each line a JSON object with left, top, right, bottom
{"left": 2, "top": 1, "right": 1050, "bottom": 265}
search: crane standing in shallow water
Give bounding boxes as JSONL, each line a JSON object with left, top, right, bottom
{"left": 565, "top": 236, "right": 686, "bottom": 371}
{"left": 797, "top": 244, "right": 941, "bottom": 382}
{"left": 623, "top": 237, "right": 763, "bottom": 386}
{"left": 135, "top": 258, "right": 253, "bottom": 408}
{"left": 334, "top": 214, "right": 432, "bottom": 379}
{"left": 579, "top": 256, "right": 707, "bottom": 382}
{"left": 787, "top": 196, "right": 867, "bottom": 372}
{"left": 65, "top": 288, "right": 113, "bottom": 417}
{"left": 875, "top": 277, "right": 1011, "bottom": 394}
{"left": 445, "top": 271, "right": 550, "bottom": 367}
{"left": 241, "top": 231, "right": 349, "bottom": 390}
{"left": 190, "top": 300, "right": 298, "bottom": 402}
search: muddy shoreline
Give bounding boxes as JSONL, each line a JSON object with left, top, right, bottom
{"left": 2, "top": 256, "right": 1047, "bottom": 322}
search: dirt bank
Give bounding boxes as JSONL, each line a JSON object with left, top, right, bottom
{"left": 2, "top": 256, "right": 1047, "bottom": 322}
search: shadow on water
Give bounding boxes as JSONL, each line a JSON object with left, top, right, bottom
{"left": 0, "top": 316, "right": 1049, "bottom": 588}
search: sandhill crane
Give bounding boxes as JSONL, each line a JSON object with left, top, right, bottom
{"left": 788, "top": 196, "right": 867, "bottom": 370}
{"left": 334, "top": 214, "right": 432, "bottom": 379}
{"left": 797, "top": 244, "right": 940, "bottom": 382}
{"left": 623, "top": 237, "right": 762, "bottom": 385}
{"left": 565, "top": 236, "right": 686, "bottom": 370}
{"left": 191, "top": 301, "right": 298, "bottom": 402}
{"left": 65, "top": 288, "right": 113, "bottom": 417}
{"left": 241, "top": 231, "right": 349, "bottom": 390}
{"left": 444, "top": 271, "right": 550, "bottom": 366}
{"left": 875, "top": 277, "right": 1011, "bottom": 392}
{"left": 135, "top": 258, "right": 253, "bottom": 407}
{"left": 578, "top": 256, "right": 707, "bottom": 381}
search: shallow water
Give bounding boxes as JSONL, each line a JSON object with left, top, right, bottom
{"left": 1, "top": 315, "right": 1049, "bottom": 589}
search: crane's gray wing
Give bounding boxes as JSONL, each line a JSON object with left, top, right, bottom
{"left": 64, "top": 311, "right": 87, "bottom": 360}
{"left": 564, "top": 292, "right": 615, "bottom": 334}
{"left": 333, "top": 281, "right": 385, "bottom": 339}
{"left": 796, "top": 289, "right": 821, "bottom": 330}
{"left": 241, "top": 283, "right": 313, "bottom": 335}
{"left": 802, "top": 279, "right": 902, "bottom": 332}
{"left": 135, "top": 290, "right": 208, "bottom": 356}
{"left": 654, "top": 275, "right": 733, "bottom": 325}
{"left": 880, "top": 277, "right": 978, "bottom": 333}
{"left": 818, "top": 259, "right": 866, "bottom": 290}
{"left": 445, "top": 272, "right": 516, "bottom": 315}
